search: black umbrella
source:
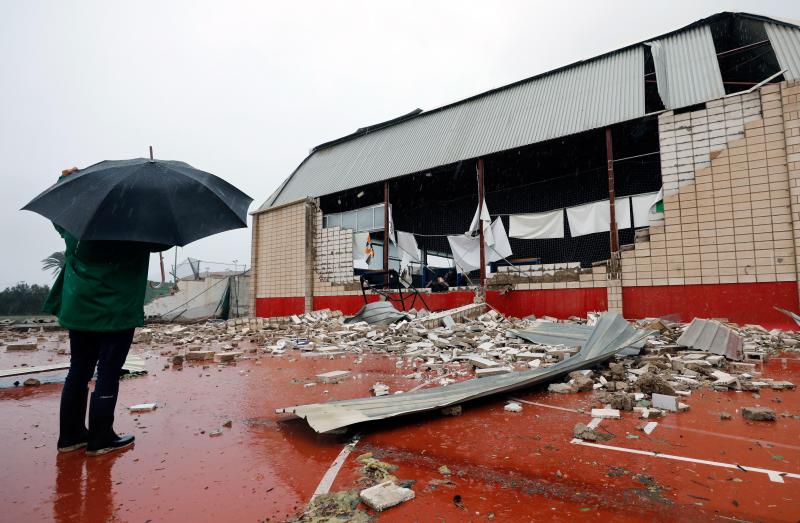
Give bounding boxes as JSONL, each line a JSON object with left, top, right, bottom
{"left": 22, "top": 154, "right": 253, "bottom": 247}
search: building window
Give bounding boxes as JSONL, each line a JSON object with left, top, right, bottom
{"left": 324, "top": 203, "right": 388, "bottom": 232}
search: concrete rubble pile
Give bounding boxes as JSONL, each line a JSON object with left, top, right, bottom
{"left": 121, "top": 307, "right": 799, "bottom": 414}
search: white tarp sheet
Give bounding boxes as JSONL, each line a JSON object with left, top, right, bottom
{"left": 447, "top": 233, "right": 481, "bottom": 273}
{"left": 566, "top": 198, "right": 630, "bottom": 237}
{"left": 509, "top": 209, "right": 565, "bottom": 239}
{"left": 488, "top": 218, "right": 513, "bottom": 262}
{"left": 631, "top": 190, "right": 663, "bottom": 227}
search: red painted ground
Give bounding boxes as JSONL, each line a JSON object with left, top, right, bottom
{"left": 2, "top": 337, "right": 800, "bottom": 522}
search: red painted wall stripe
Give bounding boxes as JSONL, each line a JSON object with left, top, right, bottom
{"left": 487, "top": 288, "right": 608, "bottom": 319}
{"left": 255, "top": 297, "right": 305, "bottom": 317}
{"left": 622, "top": 282, "right": 799, "bottom": 330}
{"left": 257, "top": 282, "right": 799, "bottom": 329}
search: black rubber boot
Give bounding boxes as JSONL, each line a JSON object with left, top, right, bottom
{"left": 86, "top": 391, "right": 134, "bottom": 456}
{"left": 57, "top": 386, "right": 89, "bottom": 453}
{"left": 86, "top": 433, "right": 135, "bottom": 456}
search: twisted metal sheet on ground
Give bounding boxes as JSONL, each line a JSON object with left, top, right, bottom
{"left": 276, "top": 313, "right": 651, "bottom": 433}
{"left": 344, "top": 301, "right": 410, "bottom": 325}
{"left": 510, "top": 322, "right": 647, "bottom": 356}
{"left": 775, "top": 306, "right": 800, "bottom": 328}
{"left": 676, "top": 318, "right": 742, "bottom": 361}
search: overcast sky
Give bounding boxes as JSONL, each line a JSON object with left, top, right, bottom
{"left": 1, "top": 0, "right": 796, "bottom": 290}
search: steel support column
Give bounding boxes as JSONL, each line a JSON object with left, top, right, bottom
{"left": 383, "top": 181, "right": 390, "bottom": 288}
{"left": 605, "top": 128, "right": 619, "bottom": 254}
{"left": 478, "top": 159, "right": 486, "bottom": 287}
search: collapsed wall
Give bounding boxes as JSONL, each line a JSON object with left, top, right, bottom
{"left": 251, "top": 81, "right": 800, "bottom": 328}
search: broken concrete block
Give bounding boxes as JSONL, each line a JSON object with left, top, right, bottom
{"left": 635, "top": 373, "right": 676, "bottom": 395}
{"left": 504, "top": 402, "right": 523, "bottom": 413}
{"left": 729, "top": 362, "right": 757, "bottom": 373}
{"left": 185, "top": 351, "right": 214, "bottom": 361}
{"left": 441, "top": 315, "right": 456, "bottom": 329}
{"left": 475, "top": 367, "right": 512, "bottom": 378}
{"left": 6, "top": 342, "right": 37, "bottom": 351}
{"left": 770, "top": 381, "right": 796, "bottom": 390}
{"left": 591, "top": 408, "right": 621, "bottom": 419}
{"left": 214, "top": 351, "right": 242, "bottom": 363}
{"left": 371, "top": 383, "right": 390, "bottom": 396}
{"left": 741, "top": 406, "right": 776, "bottom": 421}
{"left": 359, "top": 481, "right": 415, "bottom": 511}
{"left": 440, "top": 405, "right": 462, "bottom": 416}
{"left": 651, "top": 393, "right": 679, "bottom": 412}
{"left": 568, "top": 371, "right": 594, "bottom": 392}
{"left": 128, "top": 403, "right": 157, "bottom": 412}
{"left": 548, "top": 383, "right": 576, "bottom": 394}
{"left": 316, "top": 370, "right": 351, "bottom": 384}
{"left": 467, "top": 356, "right": 499, "bottom": 369}
{"left": 572, "top": 423, "right": 611, "bottom": 441}
{"left": 711, "top": 370, "right": 737, "bottom": 386}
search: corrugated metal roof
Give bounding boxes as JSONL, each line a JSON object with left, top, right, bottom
{"left": 646, "top": 25, "right": 725, "bottom": 109}
{"left": 260, "top": 12, "right": 800, "bottom": 211}
{"left": 510, "top": 321, "right": 648, "bottom": 356}
{"left": 262, "top": 46, "right": 644, "bottom": 210}
{"left": 676, "top": 319, "right": 743, "bottom": 360}
{"left": 276, "top": 313, "right": 650, "bottom": 433}
{"left": 765, "top": 22, "right": 800, "bottom": 81}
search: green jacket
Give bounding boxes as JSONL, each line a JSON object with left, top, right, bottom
{"left": 43, "top": 226, "right": 168, "bottom": 332}
{"left": 42, "top": 175, "right": 169, "bottom": 332}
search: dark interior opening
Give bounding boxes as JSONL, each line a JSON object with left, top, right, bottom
{"left": 710, "top": 15, "right": 784, "bottom": 95}
{"left": 644, "top": 45, "right": 666, "bottom": 113}
{"left": 320, "top": 115, "right": 662, "bottom": 273}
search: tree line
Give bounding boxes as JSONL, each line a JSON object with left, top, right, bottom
{"left": 0, "top": 283, "right": 52, "bottom": 316}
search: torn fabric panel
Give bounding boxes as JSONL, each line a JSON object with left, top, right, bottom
{"left": 396, "top": 231, "right": 421, "bottom": 262}
{"left": 399, "top": 252, "right": 413, "bottom": 287}
{"left": 566, "top": 198, "right": 630, "bottom": 237}
{"left": 469, "top": 201, "right": 491, "bottom": 234}
{"left": 467, "top": 201, "right": 494, "bottom": 246}
{"left": 447, "top": 233, "right": 481, "bottom": 273}
{"left": 488, "top": 218, "right": 512, "bottom": 262}
{"left": 388, "top": 206, "right": 397, "bottom": 245}
{"left": 631, "top": 190, "right": 663, "bottom": 227}
{"left": 509, "top": 209, "right": 564, "bottom": 239}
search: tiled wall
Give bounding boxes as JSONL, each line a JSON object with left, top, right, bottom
{"left": 312, "top": 209, "right": 359, "bottom": 285}
{"left": 621, "top": 84, "right": 797, "bottom": 287}
{"left": 252, "top": 200, "right": 309, "bottom": 299}
{"left": 781, "top": 82, "right": 800, "bottom": 296}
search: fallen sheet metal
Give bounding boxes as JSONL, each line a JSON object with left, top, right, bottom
{"left": 344, "top": 301, "right": 410, "bottom": 325}
{"left": 775, "top": 306, "right": 800, "bottom": 328}
{"left": 277, "top": 313, "right": 650, "bottom": 433}
{"left": 676, "top": 318, "right": 742, "bottom": 360}
{"left": 510, "top": 321, "right": 648, "bottom": 356}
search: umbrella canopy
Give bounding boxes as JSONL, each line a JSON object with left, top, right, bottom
{"left": 23, "top": 158, "right": 253, "bottom": 247}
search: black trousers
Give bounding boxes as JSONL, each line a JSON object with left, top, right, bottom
{"left": 58, "top": 329, "right": 134, "bottom": 446}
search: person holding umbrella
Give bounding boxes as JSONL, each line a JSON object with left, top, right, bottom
{"left": 25, "top": 153, "right": 252, "bottom": 456}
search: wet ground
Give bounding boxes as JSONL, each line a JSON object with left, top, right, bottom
{"left": 2, "top": 332, "right": 800, "bottom": 522}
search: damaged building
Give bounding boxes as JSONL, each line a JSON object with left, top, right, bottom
{"left": 250, "top": 12, "right": 800, "bottom": 328}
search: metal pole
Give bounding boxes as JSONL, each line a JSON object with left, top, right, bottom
{"left": 605, "top": 128, "right": 619, "bottom": 253}
{"left": 477, "top": 159, "right": 486, "bottom": 287}
{"left": 383, "top": 181, "right": 390, "bottom": 288}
